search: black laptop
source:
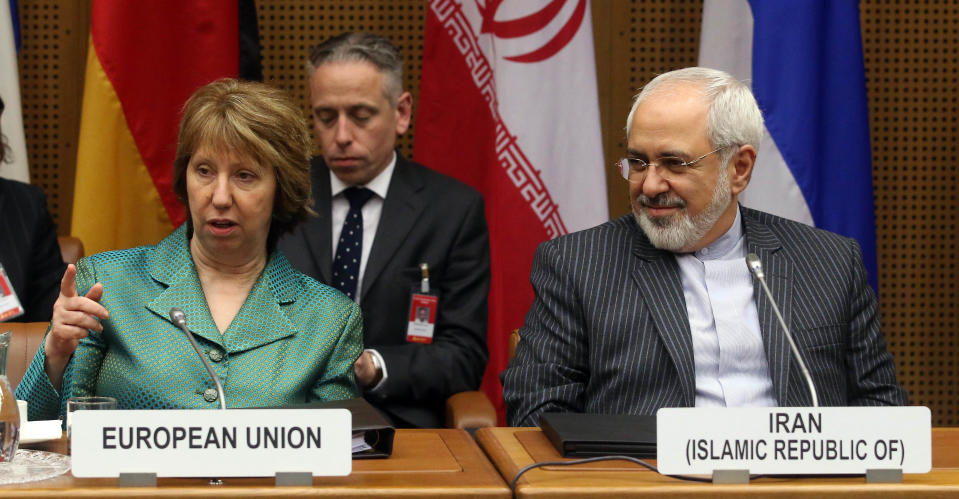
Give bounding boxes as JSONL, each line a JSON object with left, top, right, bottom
{"left": 539, "top": 413, "right": 657, "bottom": 458}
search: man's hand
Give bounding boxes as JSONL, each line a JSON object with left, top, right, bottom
{"left": 353, "top": 351, "right": 382, "bottom": 388}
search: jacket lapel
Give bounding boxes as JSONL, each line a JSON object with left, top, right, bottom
{"left": 303, "top": 157, "right": 334, "bottom": 283}
{"left": 630, "top": 224, "right": 697, "bottom": 406}
{"left": 361, "top": 153, "right": 425, "bottom": 300}
{"left": 145, "top": 227, "right": 224, "bottom": 347}
{"left": 146, "top": 227, "right": 301, "bottom": 352}
{"left": 741, "top": 208, "right": 794, "bottom": 405}
{"left": 220, "top": 252, "right": 300, "bottom": 353}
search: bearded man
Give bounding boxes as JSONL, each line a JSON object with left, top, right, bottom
{"left": 501, "top": 67, "right": 906, "bottom": 426}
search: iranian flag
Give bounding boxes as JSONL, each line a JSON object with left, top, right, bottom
{"left": 71, "top": 0, "right": 261, "bottom": 254}
{"left": 415, "top": 0, "right": 608, "bottom": 421}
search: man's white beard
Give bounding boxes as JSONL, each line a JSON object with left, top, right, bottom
{"left": 633, "top": 169, "right": 732, "bottom": 252}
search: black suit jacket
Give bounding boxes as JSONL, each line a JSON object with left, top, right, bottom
{"left": 0, "top": 178, "right": 66, "bottom": 322}
{"left": 502, "top": 207, "right": 907, "bottom": 426}
{"left": 279, "top": 153, "right": 490, "bottom": 427}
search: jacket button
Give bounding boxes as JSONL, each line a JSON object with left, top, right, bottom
{"left": 203, "top": 388, "right": 219, "bottom": 403}
{"left": 208, "top": 349, "right": 224, "bottom": 362}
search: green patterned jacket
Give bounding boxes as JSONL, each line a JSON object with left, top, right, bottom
{"left": 16, "top": 225, "right": 362, "bottom": 420}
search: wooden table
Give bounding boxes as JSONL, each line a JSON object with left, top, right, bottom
{"left": 3, "top": 429, "right": 509, "bottom": 497}
{"left": 476, "top": 426, "right": 959, "bottom": 497}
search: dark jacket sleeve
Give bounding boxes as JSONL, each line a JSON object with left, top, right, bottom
{"left": 0, "top": 180, "right": 66, "bottom": 322}
{"left": 373, "top": 192, "right": 490, "bottom": 403}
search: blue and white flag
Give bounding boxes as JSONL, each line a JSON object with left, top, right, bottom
{"left": 699, "top": 0, "right": 878, "bottom": 291}
{"left": 0, "top": 0, "right": 29, "bottom": 183}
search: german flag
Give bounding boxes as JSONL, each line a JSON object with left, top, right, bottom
{"left": 72, "top": 0, "right": 261, "bottom": 254}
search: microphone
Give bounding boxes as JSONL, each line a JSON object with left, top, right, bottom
{"left": 169, "top": 307, "right": 227, "bottom": 410}
{"left": 745, "top": 253, "right": 819, "bottom": 407}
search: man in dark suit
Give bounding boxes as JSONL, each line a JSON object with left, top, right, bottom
{"left": 502, "top": 67, "right": 906, "bottom": 426}
{"left": 279, "top": 33, "right": 490, "bottom": 428}
{"left": 0, "top": 95, "right": 66, "bottom": 322}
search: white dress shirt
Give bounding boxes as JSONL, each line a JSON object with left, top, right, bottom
{"left": 675, "top": 207, "right": 777, "bottom": 407}
{"left": 330, "top": 152, "right": 396, "bottom": 304}
{"left": 329, "top": 152, "right": 396, "bottom": 391}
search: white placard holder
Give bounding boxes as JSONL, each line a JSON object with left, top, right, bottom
{"left": 72, "top": 408, "right": 351, "bottom": 483}
{"left": 657, "top": 406, "right": 931, "bottom": 483}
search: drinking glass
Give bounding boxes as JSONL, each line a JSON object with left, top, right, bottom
{"left": 0, "top": 331, "right": 21, "bottom": 462}
{"left": 66, "top": 396, "right": 117, "bottom": 442}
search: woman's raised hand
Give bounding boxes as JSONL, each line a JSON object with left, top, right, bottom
{"left": 43, "top": 264, "right": 108, "bottom": 388}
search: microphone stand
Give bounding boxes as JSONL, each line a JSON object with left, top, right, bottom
{"left": 169, "top": 307, "right": 227, "bottom": 410}
{"left": 745, "top": 253, "right": 819, "bottom": 407}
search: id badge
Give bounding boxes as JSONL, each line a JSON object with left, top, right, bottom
{"left": 406, "top": 293, "right": 438, "bottom": 344}
{"left": 0, "top": 263, "right": 24, "bottom": 321}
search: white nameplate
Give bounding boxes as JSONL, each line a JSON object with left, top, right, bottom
{"left": 656, "top": 406, "right": 931, "bottom": 475}
{"left": 71, "top": 409, "right": 351, "bottom": 478}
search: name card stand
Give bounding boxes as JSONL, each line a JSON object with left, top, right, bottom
{"left": 118, "top": 473, "right": 157, "bottom": 487}
{"left": 657, "top": 407, "right": 930, "bottom": 481}
{"left": 711, "top": 469, "right": 750, "bottom": 484}
{"left": 866, "top": 468, "right": 903, "bottom": 484}
{"left": 274, "top": 472, "right": 313, "bottom": 487}
{"left": 708, "top": 467, "right": 904, "bottom": 485}
{"left": 72, "top": 409, "right": 352, "bottom": 480}
{"left": 117, "top": 471, "right": 316, "bottom": 487}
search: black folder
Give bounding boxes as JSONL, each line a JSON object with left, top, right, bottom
{"left": 539, "top": 413, "right": 657, "bottom": 458}
{"left": 276, "top": 398, "right": 395, "bottom": 459}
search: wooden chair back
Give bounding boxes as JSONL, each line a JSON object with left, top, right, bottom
{"left": 1, "top": 322, "right": 47, "bottom": 390}
{"left": 508, "top": 329, "right": 521, "bottom": 362}
{"left": 57, "top": 236, "right": 84, "bottom": 264}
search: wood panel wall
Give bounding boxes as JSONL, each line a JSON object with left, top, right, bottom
{"left": 15, "top": 0, "right": 88, "bottom": 230}
{"left": 860, "top": 1, "right": 959, "bottom": 425}
{"left": 13, "top": 0, "right": 959, "bottom": 425}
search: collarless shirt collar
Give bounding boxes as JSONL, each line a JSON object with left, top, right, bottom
{"left": 694, "top": 206, "right": 743, "bottom": 261}
{"left": 676, "top": 204, "right": 775, "bottom": 408}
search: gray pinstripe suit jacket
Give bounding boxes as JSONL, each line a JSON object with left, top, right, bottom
{"left": 502, "top": 206, "right": 907, "bottom": 426}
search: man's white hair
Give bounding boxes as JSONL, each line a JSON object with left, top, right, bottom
{"left": 626, "top": 67, "right": 764, "bottom": 165}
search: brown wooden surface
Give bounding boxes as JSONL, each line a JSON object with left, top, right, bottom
{"left": 477, "top": 427, "right": 959, "bottom": 498}
{"left": 3, "top": 429, "right": 508, "bottom": 497}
